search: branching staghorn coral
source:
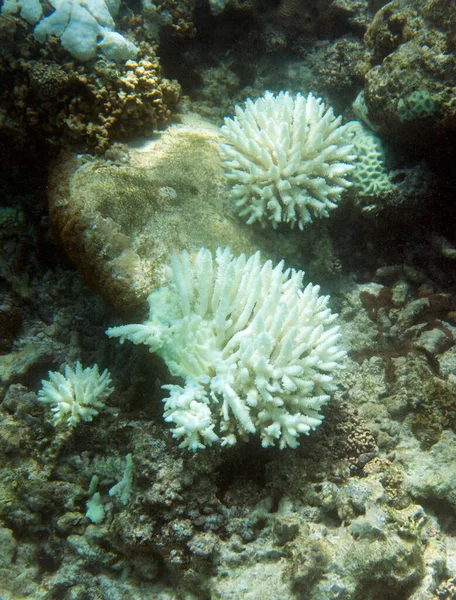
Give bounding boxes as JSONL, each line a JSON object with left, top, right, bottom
{"left": 106, "top": 247, "right": 346, "bottom": 450}
{"left": 38, "top": 362, "right": 114, "bottom": 426}
{"left": 220, "top": 91, "right": 356, "bottom": 229}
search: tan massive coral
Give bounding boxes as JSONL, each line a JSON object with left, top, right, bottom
{"left": 48, "top": 115, "right": 308, "bottom": 317}
{"left": 0, "top": 32, "right": 180, "bottom": 153}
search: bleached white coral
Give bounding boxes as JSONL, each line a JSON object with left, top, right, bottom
{"left": 352, "top": 90, "right": 380, "bottom": 133}
{"left": 106, "top": 247, "right": 346, "bottom": 450}
{"left": 220, "top": 91, "right": 356, "bottom": 229}
{"left": 38, "top": 362, "right": 114, "bottom": 426}
{"left": 2, "top": 0, "right": 138, "bottom": 62}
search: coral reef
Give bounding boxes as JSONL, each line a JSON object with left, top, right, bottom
{"left": 362, "top": 0, "right": 456, "bottom": 149}
{"left": 107, "top": 247, "right": 346, "bottom": 449}
{"left": 344, "top": 120, "right": 391, "bottom": 197}
{"left": 0, "top": 41, "right": 180, "bottom": 153}
{"left": 2, "top": 0, "right": 139, "bottom": 61}
{"left": 144, "top": 0, "right": 197, "bottom": 39}
{"left": 0, "top": 0, "right": 456, "bottom": 597}
{"left": 47, "top": 113, "right": 321, "bottom": 317}
{"left": 0, "top": 198, "right": 455, "bottom": 599}
{"left": 306, "top": 39, "right": 371, "bottom": 101}
{"left": 250, "top": 0, "right": 380, "bottom": 52}
{"left": 1, "top": 186, "right": 454, "bottom": 597}
{"left": 38, "top": 362, "right": 114, "bottom": 426}
{"left": 221, "top": 91, "right": 356, "bottom": 229}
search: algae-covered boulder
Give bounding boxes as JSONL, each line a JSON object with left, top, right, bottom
{"left": 48, "top": 114, "right": 313, "bottom": 317}
{"left": 362, "top": 0, "right": 456, "bottom": 149}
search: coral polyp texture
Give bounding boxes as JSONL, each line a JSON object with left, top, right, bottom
{"left": 106, "top": 247, "right": 346, "bottom": 450}
{"left": 38, "top": 362, "right": 114, "bottom": 426}
{"left": 220, "top": 91, "right": 357, "bottom": 229}
{"left": 345, "top": 121, "right": 392, "bottom": 197}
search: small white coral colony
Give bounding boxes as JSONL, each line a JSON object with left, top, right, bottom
{"left": 220, "top": 91, "right": 357, "bottom": 229}
{"left": 106, "top": 247, "right": 346, "bottom": 450}
{"left": 38, "top": 362, "right": 114, "bottom": 426}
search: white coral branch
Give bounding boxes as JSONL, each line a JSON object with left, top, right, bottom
{"left": 106, "top": 247, "right": 346, "bottom": 450}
